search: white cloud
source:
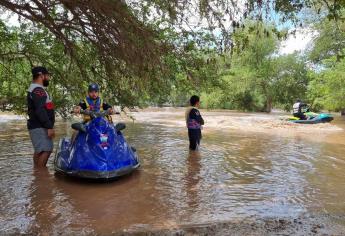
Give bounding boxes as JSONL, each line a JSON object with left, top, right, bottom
{"left": 279, "top": 27, "right": 318, "bottom": 55}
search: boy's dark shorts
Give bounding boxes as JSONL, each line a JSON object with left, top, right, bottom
{"left": 188, "top": 129, "right": 201, "bottom": 151}
{"left": 29, "top": 128, "right": 53, "bottom": 153}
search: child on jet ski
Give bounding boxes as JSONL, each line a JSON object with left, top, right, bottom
{"left": 73, "top": 83, "right": 113, "bottom": 121}
{"left": 72, "top": 83, "right": 114, "bottom": 143}
{"left": 56, "top": 84, "right": 139, "bottom": 179}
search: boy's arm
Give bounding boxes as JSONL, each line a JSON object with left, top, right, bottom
{"left": 199, "top": 115, "right": 204, "bottom": 125}
{"left": 190, "top": 108, "right": 204, "bottom": 125}
{"left": 103, "top": 102, "right": 113, "bottom": 114}
{"left": 102, "top": 102, "right": 112, "bottom": 110}
{"left": 78, "top": 100, "right": 87, "bottom": 110}
{"left": 74, "top": 100, "right": 87, "bottom": 113}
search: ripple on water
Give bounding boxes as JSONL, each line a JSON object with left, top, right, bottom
{"left": 1, "top": 115, "right": 345, "bottom": 234}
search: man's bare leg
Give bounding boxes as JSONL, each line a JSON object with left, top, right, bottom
{"left": 33, "top": 153, "right": 40, "bottom": 167}
{"left": 33, "top": 151, "right": 52, "bottom": 168}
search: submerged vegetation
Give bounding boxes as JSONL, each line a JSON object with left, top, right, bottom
{"left": 0, "top": 1, "right": 344, "bottom": 115}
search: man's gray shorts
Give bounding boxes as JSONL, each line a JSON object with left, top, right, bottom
{"left": 29, "top": 128, "right": 53, "bottom": 153}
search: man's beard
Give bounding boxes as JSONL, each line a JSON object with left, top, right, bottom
{"left": 43, "top": 79, "right": 49, "bottom": 87}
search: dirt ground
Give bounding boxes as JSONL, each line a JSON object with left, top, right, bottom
{"left": 118, "top": 215, "right": 345, "bottom": 236}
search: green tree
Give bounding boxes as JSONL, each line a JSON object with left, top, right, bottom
{"left": 0, "top": 0, "right": 331, "bottom": 111}
{"left": 307, "top": 8, "right": 345, "bottom": 113}
{"left": 226, "top": 22, "right": 308, "bottom": 112}
{"left": 197, "top": 21, "right": 309, "bottom": 112}
{"left": 308, "top": 58, "right": 345, "bottom": 111}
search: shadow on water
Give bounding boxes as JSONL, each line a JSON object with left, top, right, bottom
{"left": 53, "top": 168, "right": 141, "bottom": 184}
{"left": 184, "top": 151, "right": 202, "bottom": 211}
{"left": 25, "top": 168, "right": 145, "bottom": 235}
{"left": 26, "top": 169, "right": 55, "bottom": 235}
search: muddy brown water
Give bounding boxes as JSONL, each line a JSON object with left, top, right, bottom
{"left": 1, "top": 110, "right": 345, "bottom": 235}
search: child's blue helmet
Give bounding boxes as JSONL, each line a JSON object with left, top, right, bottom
{"left": 88, "top": 83, "right": 99, "bottom": 92}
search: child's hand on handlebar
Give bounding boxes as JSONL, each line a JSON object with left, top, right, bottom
{"left": 73, "top": 106, "right": 82, "bottom": 114}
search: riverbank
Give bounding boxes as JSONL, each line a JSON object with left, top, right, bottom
{"left": 118, "top": 215, "right": 345, "bottom": 236}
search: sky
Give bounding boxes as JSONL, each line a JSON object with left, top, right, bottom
{"left": 278, "top": 27, "right": 318, "bottom": 55}
{"left": 0, "top": 11, "right": 20, "bottom": 26}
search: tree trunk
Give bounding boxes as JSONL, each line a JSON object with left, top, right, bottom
{"left": 341, "top": 109, "right": 345, "bottom": 116}
{"left": 265, "top": 98, "right": 272, "bottom": 113}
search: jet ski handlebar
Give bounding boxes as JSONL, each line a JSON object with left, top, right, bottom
{"left": 80, "top": 109, "right": 111, "bottom": 119}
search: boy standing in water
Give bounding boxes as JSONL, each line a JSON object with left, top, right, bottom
{"left": 185, "top": 95, "right": 204, "bottom": 151}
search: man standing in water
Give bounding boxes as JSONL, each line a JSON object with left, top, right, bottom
{"left": 27, "top": 66, "right": 55, "bottom": 168}
{"left": 185, "top": 95, "right": 204, "bottom": 151}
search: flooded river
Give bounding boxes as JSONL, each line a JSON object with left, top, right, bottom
{"left": 1, "top": 108, "right": 345, "bottom": 235}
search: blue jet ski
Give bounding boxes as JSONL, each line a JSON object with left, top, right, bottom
{"left": 288, "top": 111, "right": 333, "bottom": 124}
{"left": 54, "top": 110, "right": 140, "bottom": 179}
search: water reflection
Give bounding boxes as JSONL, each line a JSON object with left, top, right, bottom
{"left": 27, "top": 169, "right": 55, "bottom": 235}
{"left": 184, "top": 151, "right": 201, "bottom": 211}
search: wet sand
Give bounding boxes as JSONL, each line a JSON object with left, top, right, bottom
{"left": 119, "top": 215, "right": 345, "bottom": 236}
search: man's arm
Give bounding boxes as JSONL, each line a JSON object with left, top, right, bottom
{"left": 31, "top": 88, "right": 53, "bottom": 129}
{"left": 300, "top": 102, "right": 309, "bottom": 112}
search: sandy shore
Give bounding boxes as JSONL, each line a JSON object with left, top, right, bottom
{"left": 118, "top": 214, "right": 345, "bottom": 236}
